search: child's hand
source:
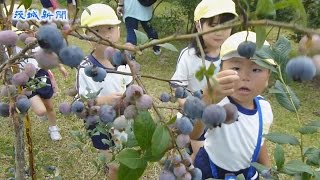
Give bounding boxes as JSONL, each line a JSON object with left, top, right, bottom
{"left": 58, "top": 64, "right": 68, "bottom": 79}
{"left": 96, "top": 92, "right": 123, "bottom": 106}
{"left": 203, "top": 70, "right": 239, "bottom": 104}
{"left": 214, "top": 69, "right": 239, "bottom": 96}
{"left": 109, "top": 92, "right": 123, "bottom": 105}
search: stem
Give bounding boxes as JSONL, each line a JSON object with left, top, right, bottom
{"left": 124, "top": 55, "right": 164, "bottom": 121}
{"left": 24, "top": 114, "right": 37, "bottom": 180}
{"left": 195, "top": 35, "right": 215, "bottom": 103}
{"left": 277, "top": 65, "right": 304, "bottom": 161}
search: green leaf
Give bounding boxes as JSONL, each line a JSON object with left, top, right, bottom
{"left": 166, "top": 116, "right": 177, "bottom": 125}
{"left": 307, "top": 120, "right": 320, "bottom": 127}
{"left": 116, "top": 148, "right": 147, "bottom": 169}
{"left": 284, "top": 160, "right": 314, "bottom": 175}
{"left": 273, "top": 36, "right": 292, "bottom": 58}
{"left": 21, "top": 0, "right": 32, "bottom": 9}
{"left": 144, "top": 148, "right": 165, "bottom": 162}
{"left": 298, "top": 126, "right": 318, "bottom": 135}
{"left": 255, "top": 0, "right": 276, "bottom": 19}
{"left": 288, "top": 0, "right": 308, "bottom": 27}
{"left": 133, "top": 111, "right": 156, "bottom": 150}
{"left": 206, "top": 64, "right": 215, "bottom": 77}
{"left": 255, "top": 26, "right": 267, "bottom": 48}
{"left": 274, "top": 80, "right": 300, "bottom": 112}
{"left": 83, "top": 7, "right": 91, "bottom": 15}
{"left": 125, "top": 129, "right": 138, "bottom": 148}
{"left": 134, "top": 29, "right": 149, "bottom": 45}
{"left": 251, "top": 162, "right": 269, "bottom": 172}
{"left": 252, "top": 59, "right": 277, "bottom": 72}
{"left": 195, "top": 66, "right": 206, "bottom": 81}
{"left": 304, "top": 147, "right": 320, "bottom": 166}
{"left": 264, "top": 132, "right": 300, "bottom": 145}
{"left": 151, "top": 125, "right": 171, "bottom": 156}
{"left": 95, "top": 124, "right": 109, "bottom": 135}
{"left": 118, "top": 163, "right": 147, "bottom": 180}
{"left": 274, "top": 144, "right": 285, "bottom": 170}
{"left": 275, "top": 0, "right": 307, "bottom": 26}
{"left": 157, "top": 43, "right": 178, "bottom": 52}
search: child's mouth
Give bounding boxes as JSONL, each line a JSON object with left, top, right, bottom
{"left": 238, "top": 87, "right": 251, "bottom": 93}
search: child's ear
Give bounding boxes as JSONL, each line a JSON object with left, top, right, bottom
{"left": 195, "top": 21, "right": 202, "bottom": 32}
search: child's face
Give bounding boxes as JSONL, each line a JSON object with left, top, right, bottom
{"left": 221, "top": 57, "right": 270, "bottom": 106}
{"left": 86, "top": 25, "right": 120, "bottom": 49}
{"left": 197, "top": 16, "right": 232, "bottom": 50}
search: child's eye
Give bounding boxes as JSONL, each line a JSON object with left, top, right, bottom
{"left": 95, "top": 29, "right": 99, "bottom": 33}
{"left": 231, "top": 67, "right": 240, "bottom": 71}
{"left": 253, "top": 68, "right": 262, "bottom": 72}
{"left": 108, "top": 27, "right": 114, "bottom": 30}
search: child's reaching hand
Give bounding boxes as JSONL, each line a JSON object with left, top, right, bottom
{"left": 203, "top": 70, "right": 240, "bottom": 104}
{"left": 58, "top": 64, "right": 68, "bottom": 79}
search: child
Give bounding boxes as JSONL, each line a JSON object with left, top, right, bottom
{"left": 26, "top": 57, "right": 68, "bottom": 141}
{"left": 170, "top": 0, "right": 238, "bottom": 159}
{"left": 6, "top": 4, "right": 68, "bottom": 141}
{"left": 116, "top": 0, "right": 161, "bottom": 55}
{"left": 78, "top": 3, "right": 132, "bottom": 178}
{"left": 193, "top": 31, "right": 273, "bottom": 179}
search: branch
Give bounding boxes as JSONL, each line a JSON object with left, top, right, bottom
{"left": 0, "top": 41, "right": 38, "bottom": 73}
{"left": 104, "top": 68, "right": 185, "bottom": 83}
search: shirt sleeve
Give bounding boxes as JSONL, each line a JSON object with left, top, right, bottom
{"left": 170, "top": 49, "right": 190, "bottom": 88}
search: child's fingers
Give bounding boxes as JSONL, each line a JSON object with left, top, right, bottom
{"left": 217, "top": 74, "right": 239, "bottom": 85}
{"left": 216, "top": 69, "right": 237, "bottom": 78}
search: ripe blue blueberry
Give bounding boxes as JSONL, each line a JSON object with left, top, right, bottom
{"left": 285, "top": 56, "right": 316, "bottom": 81}
{"left": 175, "top": 116, "right": 193, "bottom": 135}
{"left": 237, "top": 41, "right": 256, "bottom": 58}
{"left": 99, "top": 104, "right": 116, "bottom": 123}
{"left": 36, "top": 25, "right": 64, "bottom": 53}
{"left": 202, "top": 104, "right": 226, "bottom": 128}
{"left": 160, "top": 92, "right": 170, "bottom": 102}
{"left": 175, "top": 87, "right": 187, "bottom": 99}
{"left": 71, "top": 101, "right": 85, "bottom": 113}
{"left": 59, "top": 46, "right": 84, "bottom": 68}
{"left": 183, "top": 96, "right": 205, "bottom": 119}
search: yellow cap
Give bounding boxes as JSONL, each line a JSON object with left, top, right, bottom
{"left": 220, "top": 31, "right": 276, "bottom": 65}
{"left": 80, "top": 4, "right": 121, "bottom": 28}
{"left": 194, "top": 0, "right": 238, "bottom": 21}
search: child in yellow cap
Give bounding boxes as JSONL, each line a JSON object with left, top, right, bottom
{"left": 193, "top": 31, "right": 273, "bottom": 179}
{"left": 170, "top": 0, "right": 238, "bottom": 160}
{"left": 79, "top": 3, "right": 132, "bottom": 179}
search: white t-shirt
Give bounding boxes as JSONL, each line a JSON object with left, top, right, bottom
{"left": 171, "top": 47, "right": 221, "bottom": 92}
{"left": 77, "top": 55, "right": 132, "bottom": 97}
{"left": 123, "top": 0, "right": 152, "bottom": 22}
{"left": 204, "top": 96, "right": 273, "bottom": 171}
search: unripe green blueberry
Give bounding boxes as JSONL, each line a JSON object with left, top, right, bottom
{"left": 113, "top": 115, "right": 128, "bottom": 130}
